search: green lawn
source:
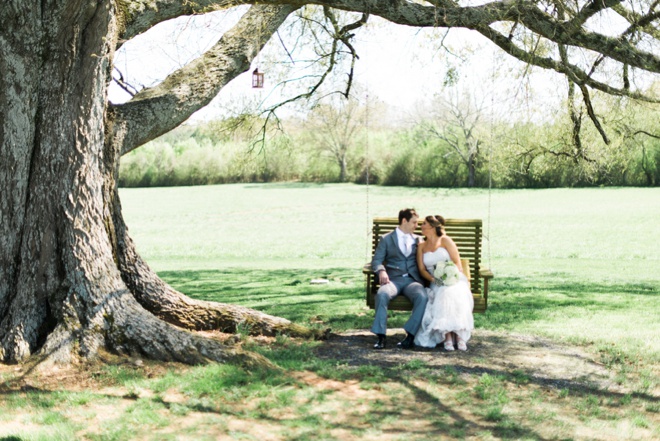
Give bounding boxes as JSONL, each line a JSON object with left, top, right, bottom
{"left": 121, "top": 184, "right": 660, "bottom": 353}
{"left": 120, "top": 184, "right": 659, "bottom": 276}
{"left": 1, "top": 184, "right": 657, "bottom": 440}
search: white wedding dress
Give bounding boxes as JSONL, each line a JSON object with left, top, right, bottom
{"left": 414, "top": 247, "right": 474, "bottom": 348}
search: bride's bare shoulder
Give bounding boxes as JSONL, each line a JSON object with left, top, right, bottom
{"left": 441, "top": 235, "right": 456, "bottom": 246}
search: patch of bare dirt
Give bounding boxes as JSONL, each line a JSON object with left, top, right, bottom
{"left": 314, "top": 328, "right": 643, "bottom": 394}
{"left": 0, "top": 356, "right": 185, "bottom": 394}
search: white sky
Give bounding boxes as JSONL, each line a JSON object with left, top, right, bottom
{"left": 109, "top": 8, "right": 569, "bottom": 124}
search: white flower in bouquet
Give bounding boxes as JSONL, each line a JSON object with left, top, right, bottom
{"left": 443, "top": 262, "right": 460, "bottom": 286}
{"left": 433, "top": 260, "right": 460, "bottom": 286}
{"left": 433, "top": 262, "right": 447, "bottom": 285}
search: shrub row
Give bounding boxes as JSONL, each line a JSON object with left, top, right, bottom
{"left": 119, "top": 121, "right": 660, "bottom": 188}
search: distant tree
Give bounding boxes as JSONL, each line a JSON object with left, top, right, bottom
{"left": 306, "top": 98, "right": 365, "bottom": 182}
{"left": 605, "top": 89, "right": 660, "bottom": 185}
{"left": 427, "top": 92, "right": 488, "bottom": 187}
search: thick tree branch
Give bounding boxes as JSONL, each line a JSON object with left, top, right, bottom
{"left": 237, "top": 0, "right": 660, "bottom": 74}
{"left": 476, "top": 24, "right": 660, "bottom": 103}
{"left": 110, "top": 4, "right": 298, "bottom": 156}
{"left": 116, "top": 0, "right": 659, "bottom": 156}
{"left": 612, "top": 3, "right": 660, "bottom": 40}
{"left": 567, "top": 0, "right": 625, "bottom": 32}
{"left": 120, "top": 0, "right": 239, "bottom": 43}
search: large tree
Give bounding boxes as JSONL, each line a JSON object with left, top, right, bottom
{"left": 1, "top": 0, "right": 658, "bottom": 367}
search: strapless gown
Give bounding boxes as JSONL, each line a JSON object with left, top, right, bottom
{"left": 414, "top": 247, "right": 474, "bottom": 348}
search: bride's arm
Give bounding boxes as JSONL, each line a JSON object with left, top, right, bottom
{"left": 441, "top": 236, "right": 464, "bottom": 274}
{"left": 416, "top": 241, "right": 434, "bottom": 283}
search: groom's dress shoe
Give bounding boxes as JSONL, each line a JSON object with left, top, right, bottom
{"left": 373, "top": 334, "right": 386, "bottom": 350}
{"left": 397, "top": 334, "right": 415, "bottom": 350}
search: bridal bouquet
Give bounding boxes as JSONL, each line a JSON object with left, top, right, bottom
{"left": 433, "top": 261, "right": 460, "bottom": 286}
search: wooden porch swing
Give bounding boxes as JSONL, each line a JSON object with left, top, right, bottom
{"left": 362, "top": 217, "right": 494, "bottom": 313}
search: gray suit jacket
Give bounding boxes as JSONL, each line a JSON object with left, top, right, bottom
{"left": 371, "top": 230, "right": 423, "bottom": 284}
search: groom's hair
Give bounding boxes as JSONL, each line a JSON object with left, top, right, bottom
{"left": 398, "top": 208, "right": 418, "bottom": 225}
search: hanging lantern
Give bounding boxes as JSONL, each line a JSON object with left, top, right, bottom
{"left": 252, "top": 68, "right": 264, "bottom": 88}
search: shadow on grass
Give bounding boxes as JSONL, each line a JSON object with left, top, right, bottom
{"left": 1, "top": 271, "right": 655, "bottom": 440}
{"left": 312, "top": 331, "right": 658, "bottom": 399}
{"left": 304, "top": 330, "right": 658, "bottom": 439}
{"left": 479, "top": 275, "right": 659, "bottom": 330}
{"left": 159, "top": 268, "right": 375, "bottom": 331}
{"left": 397, "top": 376, "right": 546, "bottom": 440}
{"left": 159, "top": 268, "right": 659, "bottom": 332}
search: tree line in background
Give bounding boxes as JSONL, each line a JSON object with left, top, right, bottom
{"left": 119, "top": 90, "right": 660, "bottom": 189}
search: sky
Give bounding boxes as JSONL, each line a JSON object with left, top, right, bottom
{"left": 109, "top": 8, "right": 569, "bottom": 124}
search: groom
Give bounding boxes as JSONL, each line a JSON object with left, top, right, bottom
{"left": 370, "top": 208, "right": 428, "bottom": 350}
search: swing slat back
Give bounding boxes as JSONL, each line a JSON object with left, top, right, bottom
{"left": 363, "top": 217, "right": 494, "bottom": 313}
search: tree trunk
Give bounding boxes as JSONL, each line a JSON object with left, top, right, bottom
{"left": 0, "top": 1, "right": 316, "bottom": 368}
{"left": 640, "top": 146, "right": 654, "bottom": 186}
{"left": 467, "top": 154, "right": 476, "bottom": 187}
{"left": 339, "top": 156, "right": 348, "bottom": 182}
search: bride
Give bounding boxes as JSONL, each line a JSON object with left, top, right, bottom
{"left": 414, "top": 215, "right": 474, "bottom": 351}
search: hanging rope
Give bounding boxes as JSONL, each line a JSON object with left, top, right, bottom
{"left": 364, "top": 10, "right": 373, "bottom": 264}
{"left": 486, "top": 48, "right": 496, "bottom": 270}
{"left": 364, "top": 55, "right": 372, "bottom": 262}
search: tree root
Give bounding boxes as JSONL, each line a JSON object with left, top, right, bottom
{"left": 12, "top": 292, "right": 278, "bottom": 371}
{"left": 107, "top": 300, "right": 278, "bottom": 370}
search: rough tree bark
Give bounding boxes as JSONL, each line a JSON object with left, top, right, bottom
{"left": 0, "top": 0, "right": 313, "bottom": 368}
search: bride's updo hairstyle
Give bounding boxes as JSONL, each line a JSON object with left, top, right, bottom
{"left": 425, "top": 215, "right": 446, "bottom": 236}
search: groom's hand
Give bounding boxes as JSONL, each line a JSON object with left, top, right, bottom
{"left": 378, "top": 271, "right": 390, "bottom": 286}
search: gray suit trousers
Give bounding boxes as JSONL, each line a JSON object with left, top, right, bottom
{"left": 371, "top": 276, "right": 428, "bottom": 336}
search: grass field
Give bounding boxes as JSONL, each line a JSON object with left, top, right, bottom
{"left": 119, "top": 184, "right": 660, "bottom": 354}
{"left": 118, "top": 184, "right": 659, "bottom": 276}
{"left": 1, "top": 184, "right": 658, "bottom": 440}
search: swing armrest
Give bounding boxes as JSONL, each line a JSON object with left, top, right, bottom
{"left": 479, "top": 268, "right": 494, "bottom": 299}
{"left": 362, "top": 263, "right": 371, "bottom": 274}
{"left": 479, "top": 268, "right": 494, "bottom": 279}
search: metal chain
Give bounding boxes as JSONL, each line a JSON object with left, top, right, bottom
{"left": 486, "top": 51, "right": 495, "bottom": 269}
{"left": 365, "top": 89, "right": 371, "bottom": 261}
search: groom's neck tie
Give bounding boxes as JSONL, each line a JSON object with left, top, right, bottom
{"left": 403, "top": 235, "right": 413, "bottom": 256}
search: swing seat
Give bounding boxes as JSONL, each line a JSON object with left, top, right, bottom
{"left": 362, "top": 217, "right": 494, "bottom": 313}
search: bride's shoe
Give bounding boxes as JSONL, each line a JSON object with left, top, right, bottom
{"left": 443, "top": 340, "right": 455, "bottom": 351}
{"left": 457, "top": 340, "right": 467, "bottom": 351}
